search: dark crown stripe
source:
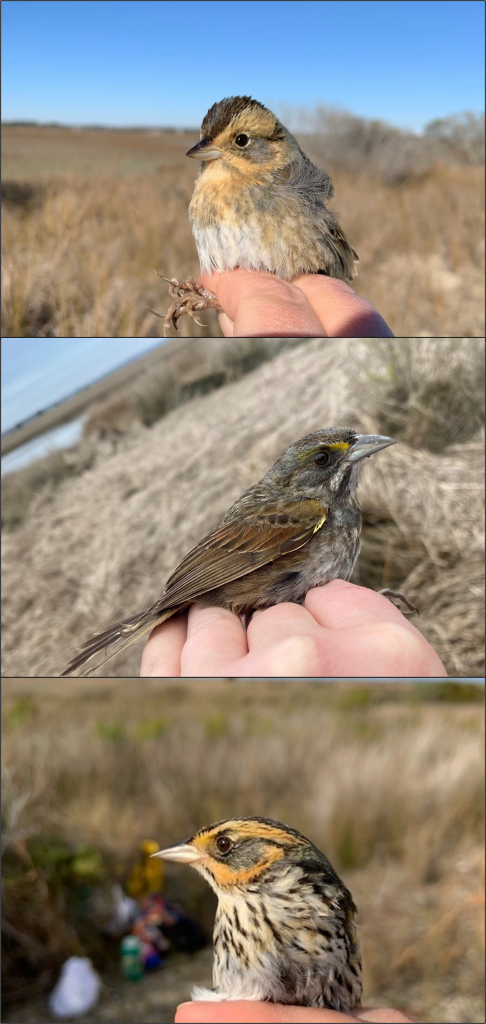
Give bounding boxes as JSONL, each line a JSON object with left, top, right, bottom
{"left": 201, "top": 96, "right": 273, "bottom": 140}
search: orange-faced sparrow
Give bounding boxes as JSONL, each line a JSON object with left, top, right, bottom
{"left": 159, "top": 95, "right": 358, "bottom": 335}
{"left": 154, "top": 816, "right": 362, "bottom": 1010}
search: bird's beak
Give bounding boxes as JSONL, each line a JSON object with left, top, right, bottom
{"left": 186, "top": 138, "right": 223, "bottom": 161}
{"left": 346, "top": 434, "right": 397, "bottom": 463}
{"left": 151, "top": 842, "right": 202, "bottom": 864}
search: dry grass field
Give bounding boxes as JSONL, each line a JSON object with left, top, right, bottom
{"left": 1, "top": 125, "right": 484, "bottom": 338}
{"left": 1, "top": 680, "right": 484, "bottom": 1024}
{"left": 1, "top": 336, "right": 484, "bottom": 678}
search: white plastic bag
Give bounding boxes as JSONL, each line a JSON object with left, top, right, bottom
{"left": 49, "top": 956, "right": 101, "bottom": 1019}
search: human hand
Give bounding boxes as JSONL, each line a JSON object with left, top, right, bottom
{"left": 140, "top": 579, "right": 446, "bottom": 677}
{"left": 199, "top": 269, "right": 394, "bottom": 339}
{"left": 175, "top": 1000, "right": 417, "bottom": 1023}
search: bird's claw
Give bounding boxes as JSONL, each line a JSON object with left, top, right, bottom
{"left": 379, "top": 588, "right": 419, "bottom": 615}
{"left": 149, "top": 274, "right": 222, "bottom": 337}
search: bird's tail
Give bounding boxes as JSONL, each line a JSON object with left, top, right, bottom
{"left": 61, "top": 602, "right": 187, "bottom": 678}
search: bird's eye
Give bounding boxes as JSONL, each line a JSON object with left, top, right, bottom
{"left": 216, "top": 835, "right": 233, "bottom": 854}
{"left": 234, "top": 133, "right": 250, "bottom": 148}
{"left": 314, "top": 451, "right": 331, "bottom": 466}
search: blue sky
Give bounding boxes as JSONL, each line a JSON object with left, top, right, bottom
{"left": 2, "top": 1, "right": 484, "bottom": 132}
{"left": 1, "top": 339, "right": 165, "bottom": 433}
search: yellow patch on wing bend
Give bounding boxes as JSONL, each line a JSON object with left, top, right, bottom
{"left": 313, "top": 512, "right": 328, "bottom": 534}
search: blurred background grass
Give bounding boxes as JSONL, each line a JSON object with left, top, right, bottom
{"left": 1, "top": 337, "right": 484, "bottom": 677}
{"left": 1, "top": 679, "right": 484, "bottom": 1024}
{"left": 1, "top": 113, "right": 484, "bottom": 338}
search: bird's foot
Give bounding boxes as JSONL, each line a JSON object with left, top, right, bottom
{"left": 148, "top": 273, "right": 222, "bottom": 337}
{"left": 379, "top": 588, "right": 419, "bottom": 615}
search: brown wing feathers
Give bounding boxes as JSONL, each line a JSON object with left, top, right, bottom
{"left": 62, "top": 498, "right": 328, "bottom": 676}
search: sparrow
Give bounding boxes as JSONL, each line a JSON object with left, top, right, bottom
{"left": 62, "top": 427, "right": 400, "bottom": 677}
{"left": 153, "top": 815, "right": 362, "bottom": 1011}
{"left": 158, "top": 96, "right": 359, "bottom": 336}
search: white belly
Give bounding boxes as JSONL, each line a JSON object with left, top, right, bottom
{"left": 192, "top": 221, "right": 273, "bottom": 275}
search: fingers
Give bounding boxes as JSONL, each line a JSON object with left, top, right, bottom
{"left": 199, "top": 270, "right": 327, "bottom": 337}
{"left": 292, "top": 276, "right": 394, "bottom": 338}
{"left": 217, "top": 309, "right": 234, "bottom": 337}
{"left": 200, "top": 269, "right": 393, "bottom": 339}
{"left": 245, "top": 603, "right": 328, "bottom": 676}
{"left": 246, "top": 603, "right": 325, "bottom": 676}
{"left": 244, "top": 603, "right": 330, "bottom": 676}
{"left": 181, "top": 604, "right": 248, "bottom": 675}
{"left": 248, "top": 602, "right": 322, "bottom": 646}
{"left": 243, "top": 633, "right": 326, "bottom": 677}
{"left": 304, "top": 581, "right": 419, "bottom": 633}
{"left": 305, "top": 581, "right": 447, "bottom": 676}
{"left": 176, "top": 1001, "right": 362, "bottom": 1023}
{"left": 140, "top": 612, "right": 188, "bottom": 676}
{"left": 246, "top": 584, "right": 447, "bottom": 677}
{"left": 246, "top": 596, "right": 417, "bottom": 678}
{"left": 141, "top": 585, "right": 447, "bottom": 678}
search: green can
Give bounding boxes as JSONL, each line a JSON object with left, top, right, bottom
{"left": 120, "top": 935, "right": 144, "bottom": 982}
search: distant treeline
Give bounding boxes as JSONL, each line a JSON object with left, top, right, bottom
{"left": 3, "top": 108, "right": 484, "bottom": 183}
{"left": 2, "top": 120, "right": 198, "bottom": 133}
{"left": 294, "top": 108, "right": 485, "bottom": 183}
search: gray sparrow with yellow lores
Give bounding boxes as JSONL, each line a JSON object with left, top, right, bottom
{"left": 62, "top": 428, "right": 416, "bottom": 677}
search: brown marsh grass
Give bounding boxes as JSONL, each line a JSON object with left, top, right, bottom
{"left": 1, "top": 680, "right": 484, "bottom": 1023}
{"left": 1, "top": 126, "right": 484, "bottom": 338}
{"left": 1, "top": 337, "right": 484, "bottom": 678}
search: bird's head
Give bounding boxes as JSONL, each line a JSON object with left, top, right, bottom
{"left": 186, "top": 96, "right": 296, "bottom": 178}
{"left": 153, "top": 816, "right": 336, "bottom": 895}
{"left": 264, "top": 427, "right": 397, "bottom": 501}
